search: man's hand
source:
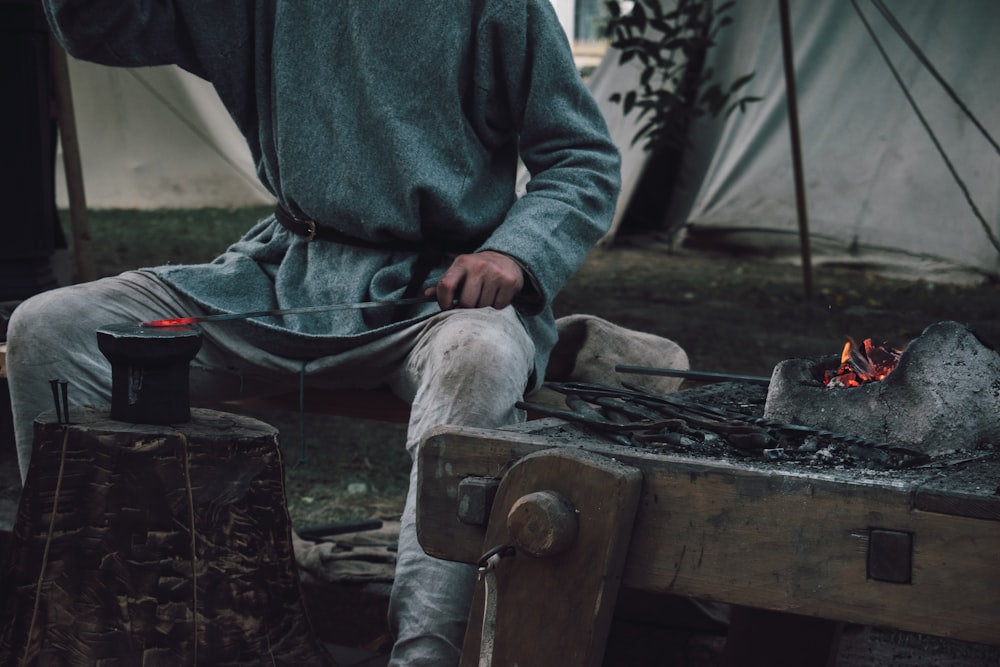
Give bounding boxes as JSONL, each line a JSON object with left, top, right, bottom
{"left": 427, "top": 251, "right": 524, "bottom": 310}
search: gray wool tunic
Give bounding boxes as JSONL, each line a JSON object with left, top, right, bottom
{"left": 43, "top": 0, "right": 621, "bottom": 376}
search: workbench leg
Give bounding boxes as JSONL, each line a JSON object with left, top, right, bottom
{"left": 722, "top": 606, "right": 843, "bottom": 667}
{"left": 460, "top": 448, "right": 642, "bottom": 667}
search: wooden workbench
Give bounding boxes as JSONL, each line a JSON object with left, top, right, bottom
{"left": 415, "top": 419, "right": 1000, "bottom": 653}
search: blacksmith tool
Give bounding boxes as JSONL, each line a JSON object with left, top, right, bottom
{"left": 96, "top": 323, "right": 203, "bottom": 424}
{"left": 525, "top": 381, "right": 930, "bottom": 468}
{"left": 59, "top": 381, "right": 69, "bottom": 424}
{"left": 616, "top": 364, "right": 771, "bottom": 386}
{"left": 47, "top": 379, "right": 71, "bottom": 424}
{"left": 296, "top": 519, "right": 384, "bottom": 541}
{"left": 139, "top": 295, "right": 437, "bottom": 328}
{"left": 48, "top": 379, "right": 63, "bottom": 424}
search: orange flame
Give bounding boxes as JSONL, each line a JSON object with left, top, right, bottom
{"left": 824, "top": 337, "right": 902, "bottom": 388}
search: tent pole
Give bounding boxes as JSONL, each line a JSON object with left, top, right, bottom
{"left": 778, "top": 0, "right": 813, "bottom": 299}
{"left": 49, "top": 36, "right": 96, "bottom": 284}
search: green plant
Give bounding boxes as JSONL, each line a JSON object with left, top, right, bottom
{"left": 605, "top": 0, "right": 760, "bottom": 151}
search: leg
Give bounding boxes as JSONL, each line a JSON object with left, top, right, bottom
{"left": 5, "top": 271, "right": 291, "bottom": 483}
{"left": 386, "top": 307, "right": 535, "bottom": 667}
{"left": 5, "top": 272, "right": 209, "bottom": 482}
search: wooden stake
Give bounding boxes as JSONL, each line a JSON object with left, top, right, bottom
{"left": 778, "top": 0, "right": 813, "bottom": 299}
{"left": 48, "top": 37, "right": 95, "bottom": 284}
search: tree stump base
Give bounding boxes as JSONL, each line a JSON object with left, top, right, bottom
{"left": 0, "top": 406, "right": 335, "bottom": 665}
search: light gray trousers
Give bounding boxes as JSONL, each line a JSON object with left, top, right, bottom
{"left": 5, "top": 270, "right": 535, "bottom": 667}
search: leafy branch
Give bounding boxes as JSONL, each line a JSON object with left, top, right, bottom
{"left": 605, "top": 0, "right": 760, "bottom": 151}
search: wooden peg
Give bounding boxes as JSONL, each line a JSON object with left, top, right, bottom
{"left": 461, "top": 447, "right": 642, "bottom": 667}
{"left": 506, "top": 490, "right": 578, "bottom": 557}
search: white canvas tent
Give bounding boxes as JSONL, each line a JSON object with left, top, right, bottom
{"left": 55, "top": 60, "right": 273, "bottom": 209}
{"left": 592, "top": 0, "right": 1000, "bottom": 280}
{"left": 56, "top": 0, "right": 1000, "bottom": 280}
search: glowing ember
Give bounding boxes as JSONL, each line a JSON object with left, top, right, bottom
{"left": 140, "top": 317, "right": 200, "bottom": 328}
{"left": 824, "top": 337, "right": 902, "bottom": 388}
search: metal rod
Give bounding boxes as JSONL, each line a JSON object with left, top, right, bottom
{"left": 140, "top": 295, "right": 438, "bottom": 328}
{"left": 59, "top": 381, "right": 70, "bottom": 424}
{"left": 296, "top": 519, "right": 384, "bottom": 541}
{"left": 615, "top": 365, "right": 771, "bottom": 386}
{"left": 778, "top": 0, "right": 813, "bottom": 299}
{"left": 49, "top": 379, "right": 63, "bottom": 423}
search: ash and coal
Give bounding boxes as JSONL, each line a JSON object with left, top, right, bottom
{"left": 766, "top": 321, "right": 1000, "bottom": 459}
{"left": 522, "top": 381, "right": 927, "bottom": 470}
{"left": 521, "top": 321, "right": 1000, "bottom": 471}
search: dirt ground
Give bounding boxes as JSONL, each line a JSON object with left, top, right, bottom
{"left": 2, "top": 228, "right": 999, "bottom": 663}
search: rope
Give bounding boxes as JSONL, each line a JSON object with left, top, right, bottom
{"left": 851, "top": 0, "right": 1000, "bottom": 256}
{"left": 868, "top": 0, "right": 1000, "bottom": 158}
{"left": 479, "top": 566, "right": 499, "bottom": 667}
{"left": 293, "top": 362, "right": 308, "bottom": 468}
{"left": 476, "top": 545, "right": 515, "bottom": 667}
{"left": 22, "top": 426, "right": 71, "bottom": 666}
{"left": 179, "top": 433, "right": 199, "bottom": 666}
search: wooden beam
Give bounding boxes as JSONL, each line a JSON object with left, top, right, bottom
{"left": 416, "top": 422, "right": 1000, "bottom": 646}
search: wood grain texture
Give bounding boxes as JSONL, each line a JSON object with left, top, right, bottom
{"left": 459, "top": 448, "right": 642, "bottom": 667}
{"left": 417, "top": 422, "right": 1000, "bottom": 646}
{"left": 0, "top": 406, "right": 336, "bottom": 665}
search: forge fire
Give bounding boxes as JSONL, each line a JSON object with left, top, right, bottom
{"left": 765, "top": 321, "right": 1000, "bottom": 457}
{"left": 824, "top": 337, "right": 903, "bottom": 388}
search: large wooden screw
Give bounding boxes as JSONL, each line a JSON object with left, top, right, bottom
{"left": 505, "top": 490, "right": 578, "bottom": 557}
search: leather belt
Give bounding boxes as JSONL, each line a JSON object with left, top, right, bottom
{"left": 273, "top": 204, "right": 484, "bottom": 300}
{"left": 275, "top": 203, "right": 411, "bottom": 249}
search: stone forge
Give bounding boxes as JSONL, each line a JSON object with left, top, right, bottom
{"left": 764, "top": 321, "right": 1000, "bottom": 456}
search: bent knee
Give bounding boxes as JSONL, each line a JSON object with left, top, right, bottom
{"left": 429, "top": 308, "right": 534, "bottom": 370}
{"left": 7, "top": 288, "right": 94, "bottom": 345}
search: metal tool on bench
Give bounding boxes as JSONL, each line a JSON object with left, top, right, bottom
{"left": 616, "top": 364, "right": 772, "bottom": 386}
{"left": 97, "top": 322, "right": 203, "bottom": 424}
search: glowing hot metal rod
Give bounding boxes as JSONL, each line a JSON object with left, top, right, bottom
{"left": 139, "top": 295, "right": 438, "bottom": 328}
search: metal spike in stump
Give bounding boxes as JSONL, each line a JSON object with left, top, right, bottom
{"left": 0, "top": 406, "right": 336, "bottom": 666}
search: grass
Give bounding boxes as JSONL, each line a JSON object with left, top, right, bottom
{"left": 68, "top": 206, "right": 273, "bottom": 276}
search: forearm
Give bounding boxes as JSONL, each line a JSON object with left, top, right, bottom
{"left": 481, "top": 0, "right": 621, "bottom": 311}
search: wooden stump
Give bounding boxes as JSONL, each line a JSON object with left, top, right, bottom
{"left": 0, "top": 406, "right": 335, "bottom": 666}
